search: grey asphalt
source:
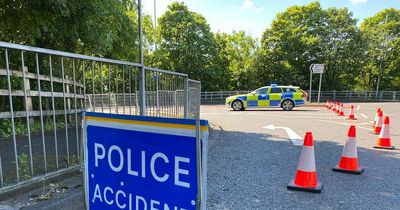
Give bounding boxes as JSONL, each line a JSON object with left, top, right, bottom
{"left": 204, "top": 102, "right": 400, "bottom": 209}
{"left": 1, "top": 102, "right": 399, "bottom": 209}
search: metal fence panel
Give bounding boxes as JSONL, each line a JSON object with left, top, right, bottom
{"left": 0, "top": 42, "right": 201, "bottom": 194}
{"left": 201, "top": 90, "right": 400, "bottom": 105}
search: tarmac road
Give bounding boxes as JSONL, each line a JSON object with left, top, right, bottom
{"left": 204, "top": 102, "right": 400, "bottom": 209}
{"left": 1, "top": 102, "right": 399, "bottom": 209}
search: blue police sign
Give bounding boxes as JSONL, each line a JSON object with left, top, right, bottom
{"left": 83, "top": 112, "right": 208, "bottom": 210}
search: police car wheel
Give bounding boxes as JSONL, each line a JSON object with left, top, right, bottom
{"left": 281, "top": 100, "right": 294, "bottom": 111}
{"left": 232, "top": 100, "right": 244, "bottom": 111}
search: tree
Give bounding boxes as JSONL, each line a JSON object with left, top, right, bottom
{"left": 150, "top": 2, "right": 215, "bottom": 90}
{"left": 360, "top": 8, "right": 400, "bottom": 90}
{"left": 0, "top": 0, "right": 154, "bottom": 62}
{"left": 256, "top": 2, "right": 364, "bottom": 90}
{"left": 213, "top": 31, "right": 258, "bottom": 90}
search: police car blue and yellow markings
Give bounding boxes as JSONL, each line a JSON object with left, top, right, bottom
{"left": 226, "top": 85, "right": 306, "bottom": 111}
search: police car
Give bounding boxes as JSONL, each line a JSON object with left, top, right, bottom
{"left": 225, "top": 84, "right": 308, "bottom": 111}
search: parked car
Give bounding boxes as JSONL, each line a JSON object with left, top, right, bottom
{"left": 225, "top": 84, "right": 308, "bottom": 111}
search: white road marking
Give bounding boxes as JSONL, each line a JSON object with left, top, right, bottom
{"left": 356, "top": 122, "right": 370, "bottom": 125}
{"left": 360, "top": 114, "right": 368, "bottom": 119}
{"left": 263, "top": 124, "right": 303, "bottom": 146}
{"left": 315, "top": 119, "right": 373, "bottom": 131}
{"left": 266, "top": 114, "right": 341, "bottom": 120}
{"left": 356, "top": 105, "right": 361, "bottom": 110}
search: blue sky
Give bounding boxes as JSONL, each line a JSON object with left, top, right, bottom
{"left": 143, "top": 0, "right": 400, "bottom": 40}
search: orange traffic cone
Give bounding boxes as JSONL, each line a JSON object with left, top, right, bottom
{"left": 334, "top": 103, "right": 339, "bottom": 113}
{"left": 338, "top": 104, "right": 345, "bottom": 116}
{"left": 374, "top": 116, "right": 395, "bottom": 150}
{"left": 326, "top": 101, "right": 330, "bottom": 109}
{"left": 347, "top": 105, "right": 356, "bottom": 120}
{"left": 372, "top": 108, "right": 381, "bottom": 127}
{"left": 373, "top": 110, "right": 383, "bottom": 134}
{"left": 287, "top": 132, "right": 322, "bottom": 193}
{"left": 332, "top": 126, "right": 364, "bottom": 174}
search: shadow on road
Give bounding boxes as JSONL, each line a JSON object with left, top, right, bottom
{"left": 1, "top": 125, "right": 399, "bottom": 210}
{"left": 207, "top": 127, "right": 400, "bottom": 209}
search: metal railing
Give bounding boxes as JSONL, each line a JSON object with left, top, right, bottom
{"left": 0, "top": 41, "right": 201, "bottom": 194}
{"left": 201, "top": 90, "right": 400, "bottom": 104}
{"left": 308, "top": 90, "right": 400, "bottom": 103}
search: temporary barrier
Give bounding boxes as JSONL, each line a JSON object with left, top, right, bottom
{"left": 373, "top": 110, "right": 383, "bottom": 134}
{"left": 0, "top": 41, "right": 201, "bottom": 195}
{"left": 347, "top": 105, "right": 356, "bottom": 120}
{"left": 375, "top": 116, "right": 395, "bottom": 150}
{"left": 287, "top": 132, "right": 322, "bottom": 193}
{"left": 332, "top": 126, "right": 364, "bottom": 174}
{"left": 83, "top": 112, "right": 208, "bottom": 210}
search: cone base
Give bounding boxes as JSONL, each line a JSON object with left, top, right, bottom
{"left": 346, "top": 117, "right": 357, "bottom": 120}
{"left": 287, "top": 179, "right": 322, "bottom": 193}
{"left": 332, "top": 165, "right": 364, "bottom": 175}
{"left": 374, "top": 145, "right": 395, "bottom": 150}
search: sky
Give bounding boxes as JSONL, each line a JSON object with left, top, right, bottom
{"left": 142, "top": 0, "right": 400, "bottom": 40}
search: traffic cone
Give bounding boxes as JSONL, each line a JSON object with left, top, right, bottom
{"left": 334, "top": 103, "right": 339, "bottom": 113}
{"left": 372, "top": 108, "right": 381, "bottom": 127}
{"left": 373, "top": 110, "right": 383, "bottom": 134}
{"left": 338, "top": 104, "right": 345, "bottom": 116}
{"left": 326, "top": 101, "right": 330, "bottom": 109}
{"left": 374, "top": 116, "right": 395, "bottom": 150}
{"left": 332, "top": 126, "right": 364, "bottom": 174}
{"left": 347, "top": 105, "right": 356, "bottom": 120}
{"left": 287, "top": 132, "right": 322, "bottom": 193}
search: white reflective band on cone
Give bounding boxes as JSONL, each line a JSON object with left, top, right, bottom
{"left": 349, "top": 107, "right": 354, "bottom": 116}
{"left": 297, "top": 146, "right": 316, "bottom": 172}
{"left": 375, "top": 118, "right": 383, "bottom": 127}
{"left": 341, "top": 137, "right": 357, "bottom": 158}
{"left": 379, "top": 124, "right": 390, "bottom": 138}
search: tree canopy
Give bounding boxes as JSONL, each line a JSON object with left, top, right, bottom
{"left": 255, "top": 2, "right": 365, "bottom": 90}
{"left": 0, "top": 1, "right": 399, "bottom": 91}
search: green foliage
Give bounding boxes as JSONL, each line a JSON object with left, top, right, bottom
{"left": 0, "top": 119, "right": 12, "bottom": 139}
{"left": 150, "top": 2, "right": 216, "bottom": 90}
{"left": 0, "top": 118, "right": 73, "bottom": 139}
{"left": 360, "top": 8, "right": 400, "bottom": 90}
{"left": 256, "top": 2, "right": 365, "bottom": 90}
{"left": 0, "top": 0, "right": 153, "bottom": 62}
{"left": 0, "top": 1, "right": 398, "bottom": 91}
{"left": 18, "top": 153, "right": 31, "bottom": 180}
{"left": 213, "top": 31, "right": 258, "bottom": 90}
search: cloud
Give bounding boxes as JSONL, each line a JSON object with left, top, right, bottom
{"left": 241, "top": 0, "right": 264, "bottom": 11}
{"left": 349, "top": 0, "right": 368, "bottom": 4}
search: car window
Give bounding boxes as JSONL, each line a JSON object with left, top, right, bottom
{"left": 270, "top": 87, "right": 283, "bottom": 93}
{"left": 259, "top": 88, "right": 268, "bottom": 95}
{"left": 284, "top": 88, "right": 297, "bottom": 92}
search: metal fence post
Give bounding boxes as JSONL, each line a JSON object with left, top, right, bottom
{"left": 197, "top": 83, "right": 201, "bottom": 119}
{"left": 333, "top": 90, "right": 336, "bottom": 101}
{"left": 349, "top": 91, "right": 352, "bottom": 102}
{"left": 184, "top": 76, "right": 189, "bottom": 118}
{"left": 139, "top": 66, "right": 146, "bottom": 116}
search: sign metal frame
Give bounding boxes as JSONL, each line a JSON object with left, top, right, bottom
{"left": 309, "top": 64, "right": 324, "bottom": 103}
{"left": 82, "top": 112, "right": 208, "bottom": 210}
